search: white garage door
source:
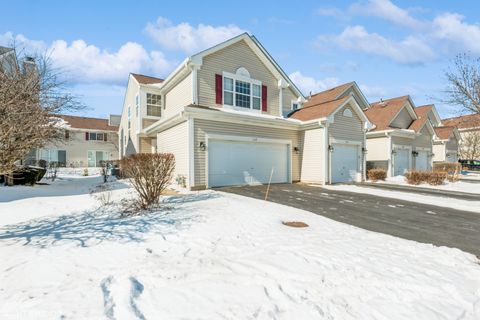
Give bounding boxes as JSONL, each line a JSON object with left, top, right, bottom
{"left": 331, "top": 144, "right": 359, "bottom": 183}
{"left": 393, "top": 149, "right": 410, "bottom": 176}
{"left": 416, "top": 151, "right": 429, "bottom": 171}
{"left": 208, "top": 139, "right": 289, "bottom": 187}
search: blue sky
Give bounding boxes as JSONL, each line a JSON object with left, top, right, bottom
{"left": 1, "top": 0, "right": 479, "bottom": 119}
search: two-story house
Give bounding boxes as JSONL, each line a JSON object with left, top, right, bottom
{"left": 364, "top": 96, "right": 436, "bottom": 176}
{"left": 27, "top": 115, "right": 120, "bottom": 167}
{"left": 118, "top": 33, "right": 371, "bottom": 189}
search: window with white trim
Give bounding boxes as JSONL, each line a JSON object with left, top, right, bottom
{"left": 291, "top": 102, "right": 299, "bottom": 111}
{"left": 223, "top": 68, "right": 262, "bottom": 111}
{"left": 146, "top": 93, "right": 161, "bottom": 117}
{"left": 88, "top": 132, "right": 105, "bottom": 141}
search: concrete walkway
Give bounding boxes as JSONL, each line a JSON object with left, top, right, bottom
{"left": 218, "top": 184, "right": 480, "bottom": 257}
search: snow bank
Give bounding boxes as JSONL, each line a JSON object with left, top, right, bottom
{"left": 0, "top": 176, "right": 479, "bottom": 319}
{"left": 373, "top": 175, "right": 480, "bottom": 194}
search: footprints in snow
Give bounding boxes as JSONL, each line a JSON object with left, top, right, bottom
{"left": 101, "top": 276, "right": 145, "bottom": 320}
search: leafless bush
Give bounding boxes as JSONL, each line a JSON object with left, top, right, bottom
{"left": 405, "top": 171, "right": 447, "bottom": 186}
{"left": 433, "top": 162, "right": 461, "bottom": 182}
{"left": 91, "top": 184, "right": 113, "bottom": 207}
{"left": 367, "top": 168, "right": 387, "bottom": 182}
{"left": 120, "top": 153, "right": 175, "bottom": 211}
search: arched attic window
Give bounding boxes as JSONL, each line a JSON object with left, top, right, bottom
{"left": 343, "top": 108, "right": 353, "bottom": 117}
{"left": 218, "top": 67, "right": 263, "bottom": 111}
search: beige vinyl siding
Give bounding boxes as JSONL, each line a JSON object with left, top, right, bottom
{"left": 142, "top": 119, "right": 157, "bottom": 129}
{"left": 40, "top": 130, "right": 119, "bottom": 166}
{"left": 392, "top": 136, "right": 415, "bottom": 147}
{"left": 433, "top": 143, "right": 446, "bottom": 162}
{"left": 390, "top": 107, "right": 413, "bottom": 129}
{"left": 300, "top": 128, "right": 324, "bottom": 183}
{"left": 366, "top": 136, "right": 390, "bottom": 161}
{"left": 119, "top": 77, "right": 140, "bottom": 156}
{"left": 282, "top": 87, "right": 299, "bottom": 116}
{"left": 164, "top": 73, "right": 193, "bottom": 118}
{"left": 413, "top": 126, "right": 432, "bottom": 149}
{"left": 157, "top": 121, "right": 189, "bottom": 184}
{"left": 329, "top": 105, "right": 364, "bottom": 142}
{"left": 197, "top": 40, "right": 284, "bottom": 117}
{"left": 139, "top": 137, "right": 153, "bottom": 153}
{"left": 193, "top": 118, "right": 301, "bottom": 188}
{"left": 446, "top": 137, "right": 458, "bottom": 151}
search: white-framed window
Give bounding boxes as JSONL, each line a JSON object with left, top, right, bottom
{"left": 128, "top": 105, "right": 131, "bottom": 120}
{"left": 146, "top": 93, "right": 161, "bottom": 117}
{"left": 135, "top": 94, "right": 139, "bottom": 107}
{"left": 88, "top": 132, "right": 105, "bottom": 141}
{"left": 291, "top": 102, "right": 299, "bottom": 111}
{"left": 223, "top": 69, "right": 262, "bottom": 111}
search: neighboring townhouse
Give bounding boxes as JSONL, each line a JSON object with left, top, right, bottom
{"left": 289, "top": 82, "right": 371, "bottom": 183}
{"left": 118, "top": 33, "right": 371, "bottom": 189}
{"left": 442, "top": 113, "right": 480, "bottom": 160}
{"left": 27, "top": 115, "right": 120, "bottom": 167}
{"left": 364, "top": 96, "right": 436, "bottom": 176}
{"left": 432, "top": 126, "right": 461, "bottom": 162}
{"left": 118, "top": 73, "right": 164, "bottom": 157}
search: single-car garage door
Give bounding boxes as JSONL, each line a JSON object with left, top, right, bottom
{"left": 393, "top": 148, "right": 410, "bottom": 176}
{"left": 415, "top": 150, "right": 429, "bottom": 171}
{"left": 331, "top": 144, "right": 359, "bottom": 183}
{"left": 208, "top": 139, "right": 289, "bottom": 187}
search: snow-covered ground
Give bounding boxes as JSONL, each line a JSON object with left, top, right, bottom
{"left": 1, "top": 174, "right": 480, "bottom": 319}
{"left": 369, "top": 175, "right": 480, "bottom": 194}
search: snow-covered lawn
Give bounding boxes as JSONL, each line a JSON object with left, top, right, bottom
{"left": 369, "top": 175, "right": 480, "bottom": 194}
{"left": 1, "top": 175, "right": 480, "bottom": 319}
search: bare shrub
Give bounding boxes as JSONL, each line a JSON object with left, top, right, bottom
{"left": 427, "top": 172, "right": 448, "bottom": 185}
{"left": 405, "top": 171, "right": 447, "bottom": 186}
{"left": 367, "top": 168, "right": 387, "bottom": 182}
{"left": 405, "top": 171, "right": 429, "bottom": 185}
{"left": 120, "top": 153, "right": 175, "bottom": 211}
{"left": 433, "top": 162, "right": 461, "bottom": 182}
{"left": 91, "top": 184, "right": 113, "bottom": 207}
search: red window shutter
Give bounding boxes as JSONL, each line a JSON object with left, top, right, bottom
{"left": 215, "top": 74, "right": 222, "bottom": 104}
{"left": 261, "top": 85, "right": 267, "bottom": 112}
{"left": 104, "top": 133, "right": 107, "bottom": 141}
{"left": 85, "top": 132, "right": 89, "bottom": 140}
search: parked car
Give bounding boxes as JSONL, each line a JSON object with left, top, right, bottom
{"left": 459, "top": 159, "right": 480, "bottom": 171}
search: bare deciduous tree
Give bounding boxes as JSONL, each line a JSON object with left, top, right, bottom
{"left": 0, "top": 48, "right": 82, "bottom": 175}
{"left": 444, "top": 53, "right": 480, "bottom": 114}
{"left": 459, "top": 130, "right": 480, "bottom": 160}
{"left": 120, "top": 153, "right": 175, "bottom": 212}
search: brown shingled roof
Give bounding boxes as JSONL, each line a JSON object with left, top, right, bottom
{"left": 434, "top": 126, "right": 455, "bottom": 140}
{"left": 303, "top": 82, "right": 354, "bottom": 107}
{"left": 409, "top": 105, "right": 432, "bottom": 133}
{"left": 131, "top": 73, "right": 164, "bottom": 85}
{"left": 289, "top": 96, "right": 351, "bottom": 121}
{"left": 365, "top": 96, "right": 411, "bottom": 131}
{"left": 58, "top": 115, "right": 118, "bottom": 131}
{"left": 442, "top": 113, "right": 480, "bottom": 129}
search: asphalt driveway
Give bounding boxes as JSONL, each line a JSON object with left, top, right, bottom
{"left": 218, "top": 184, "right": 480, "bottom": 257}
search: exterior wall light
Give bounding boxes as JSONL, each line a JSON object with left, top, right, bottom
{"left": 328, "top": 145, "right": 334, "bottom": 152}
{"left": 293, "top": 146, "right": 300, "bottom": 154}
{"left": 412, "top": 150, "right": 419, "bottom": 157}
{"left": 362, "top": 147, "right": 368, "bottom": 154}
{"left": 391, "top": 150, "right": 397, "bottom": 155}
{"left": 199, "top": 141, "right": 206, "bottom": 151}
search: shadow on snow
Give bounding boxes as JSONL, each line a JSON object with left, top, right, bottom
{"left": 0, "top": 192, "right": 219, "bottom": 248}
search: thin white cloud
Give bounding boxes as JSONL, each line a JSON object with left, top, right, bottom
{"left": 289, "top": 71, "right": 339, "bottom": 95}
{"left": 349, "top": 0, "right": 424, "bottom": 29}
{"left": 145, "top": 17, "right": 246, "bottom": 54}
{"left": 431, "top": 13, "right": 480, "bottom": 54}
{"left": 316, "top": 25, "right": 435, "bottom": 64}
{"left": 0, "top": 32, "right": 176, "bottom": 85}
{"left": 317, "top": 7, "right": 346, "bottom": 20}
